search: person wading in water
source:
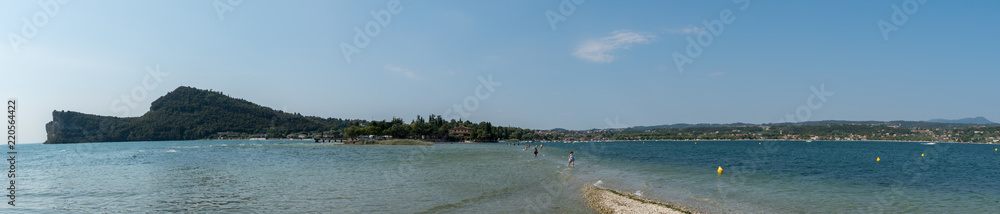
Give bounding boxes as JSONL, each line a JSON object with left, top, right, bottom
{"left": 568, "top": 151, "right": 575, "bottom": 167}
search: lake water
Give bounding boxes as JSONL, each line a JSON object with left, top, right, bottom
{"left": 10, "top": 140, "right": 1000, "bottom": 213}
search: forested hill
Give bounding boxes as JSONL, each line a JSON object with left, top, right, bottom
{"left": 44, "top": 86, "right": 361, "bottom": 144}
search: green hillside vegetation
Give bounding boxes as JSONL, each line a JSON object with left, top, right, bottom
{"left": 45, "top": 87, "right": 362, "bottom": 143}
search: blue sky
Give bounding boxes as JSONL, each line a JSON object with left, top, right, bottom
{"left": 2, "top": 0, "right": 999, "bottom": 143}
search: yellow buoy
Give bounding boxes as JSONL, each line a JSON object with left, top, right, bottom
{"left": 876, "top": 157, "right": 880, "bottom": 162}
{"left": 717, "top": 166, "right": 723, "bottom": 174}
{"left": 921, "top": 153, "right": 924, "bottom": 157}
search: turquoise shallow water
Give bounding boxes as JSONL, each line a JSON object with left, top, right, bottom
{"left": 8, "top": 140, "right": 1000, "bottom": 213}
{"left": 543, "top": 140, "right": 1000, "bottom": 213}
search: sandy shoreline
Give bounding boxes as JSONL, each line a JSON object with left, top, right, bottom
{"left": 584, "top": 185, "right": 691, "bottom": 214}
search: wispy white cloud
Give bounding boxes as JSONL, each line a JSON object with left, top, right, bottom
{"left": 669, "top": 26, "right": 705, "bottom": 34}
{"left": 573, "top": 30, "right": 656, "bottom": 63}
{"left": 384, "top": 64, "right": 419, "bottom": 80}
{"left": 708, "top": 71, "right": 726, "bottom": 77}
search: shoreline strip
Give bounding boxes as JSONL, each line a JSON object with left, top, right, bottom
{"left": 585, "top": 185, "right": 691, "bottom": 214}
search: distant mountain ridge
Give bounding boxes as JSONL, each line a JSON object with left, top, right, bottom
{"left": 44, "top": 86, "right": 361, "bottom": 144}
{"left": 623, "top": 119, "right": 998, "bottom": 131}
{"left": 628, "top": 123, "right": 758, "bottom": 131}
{"left": 928, "top": 117, "right": 995, "bottom": 125}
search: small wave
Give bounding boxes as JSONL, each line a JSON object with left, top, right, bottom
{"left": 594, "top": 180, "right": 604, "bottom": 188}
{"left": 169, "top": 144, "right": 233, "bottom": 149}
{"left": 164, "top": 150, "right": 178, "bottom": 153}
{"left": 168, "top": 143, "right": 301, "bottom": 149}
{"left": 922, "top": 142, "right": 937, "bottom": 145}
{"left": 692, "top": 197, "right": 718, "bottom": 205}
{"left": 168, "top": 146, "right": 204, "bottom": 149}
{"left": 635, "top": 190, "right": 643, "bottom": 197}
{"left": 58, "top": 150, "right": 66, "bottom": 152}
